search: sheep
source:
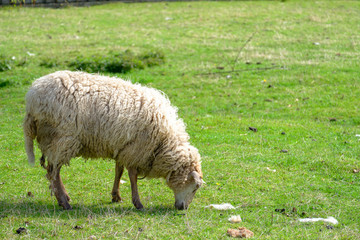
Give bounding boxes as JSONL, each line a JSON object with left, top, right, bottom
{"left": 24, "top": 70, "right": 203, "bottom": 210}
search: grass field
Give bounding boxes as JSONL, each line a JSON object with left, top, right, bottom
{"left": 1, "top": 1, "right": 360, "bottom": 239}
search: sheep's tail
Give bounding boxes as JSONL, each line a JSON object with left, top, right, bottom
{"left": 24, "top": 113, "right": 36, "bottom": 166}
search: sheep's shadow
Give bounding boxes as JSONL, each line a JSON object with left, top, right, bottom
{"left": 0, "top": 199, "right": 179, "bottom": 219}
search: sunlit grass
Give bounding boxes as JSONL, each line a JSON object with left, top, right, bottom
{"left": 0, "top": 1, "right": 360, "bottom": 239}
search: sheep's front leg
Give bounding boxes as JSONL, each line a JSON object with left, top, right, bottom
{"left": 128, "top": 168, "right": 144, "bottom": 209}
{"left": 111, "top": 162, "right": 124, "bottom": 203}
{"left": 48, "top": 165, "right": 72, "bottom": 210}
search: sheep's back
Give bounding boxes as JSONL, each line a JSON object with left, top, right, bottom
{"left": 26, "top": 71, "right": 189, "bottom": 168}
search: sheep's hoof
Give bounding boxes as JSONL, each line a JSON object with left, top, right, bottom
{"left": 60, "top": 202, "right": 73, "bottom": 210}
{"left": 136, "top": 206, "right": 144, "bottom": 211}
{"left": 112, "top": 199, "right": 123, "bottom": 203}
{"left": 132, "top": 198, "right": 144, "bottom": 209}
{"left": 63, "top": 206, "right": 73, "bottom": 210}
{"left": 134, "top": 202, "right": 144, "bottom": 210}
{"left": 111, "top": 193, "right": 122, "bottom": 203}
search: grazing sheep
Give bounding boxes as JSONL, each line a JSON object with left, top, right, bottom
{"left": 24, "top": 71, "right": 203, "bottom": 210}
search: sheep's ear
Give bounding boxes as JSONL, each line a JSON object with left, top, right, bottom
{"left": 189, "top": 171, "right": 202, "bottom": 189}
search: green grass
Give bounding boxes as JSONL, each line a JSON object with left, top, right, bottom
{"left": 1, "top": 1, "right": 360, "bottom": 239}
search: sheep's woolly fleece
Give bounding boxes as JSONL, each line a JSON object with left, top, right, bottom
{"left": 24, "top": 71, "right": 202, "bottom": 188}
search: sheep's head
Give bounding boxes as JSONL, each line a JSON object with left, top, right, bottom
{"left": 167, "top": 147, "right": 203, "bottom": 210}
{"left": 173, "top": 170, "right": 203, "bottom": 210}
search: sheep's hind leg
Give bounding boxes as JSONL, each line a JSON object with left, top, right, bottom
{"left": 47, "top": 164, "right": 72, "bottom": 210}
{"left": 111, "top": 162, "right": 124, "bottom": 203}
{"left": 128, "top": 168, "right": 144, "bottom": 209}
{"left": 42, "top": 155, "right": 71, "bottom": 203}
{"left": 54, "top": 166, "right": 72, "bottom": 210}
{"left": 55, "top": 167, "right": 71, "bottom": 203}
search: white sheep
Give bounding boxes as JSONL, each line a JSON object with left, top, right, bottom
{"left": 24, "top": 71, "right": 203, "bottom": 210}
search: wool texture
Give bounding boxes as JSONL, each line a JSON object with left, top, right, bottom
{"left": 24, "top": 71, "right": 202, "bottom": 189}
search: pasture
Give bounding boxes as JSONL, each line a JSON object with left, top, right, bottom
{"left": 0, "top": 1, "right": 359, "bottom": 239}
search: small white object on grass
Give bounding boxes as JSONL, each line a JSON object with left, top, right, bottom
{"left": 205, "top": 203, "right": 237, "bottom": 210}
{"left": 27, "top": 51, "right": 35, "bottom": 57}
{"left": 266, "top": 167, "right": 276, "bottom": 172}
{"left": 228, "top": 215, "right": 242, "bottom": 223}
{"left": 120, "top": 180, "right": 126, "bottom": 184}
{"left": 298, "top": 216, "right": 338, "bottom": 225}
